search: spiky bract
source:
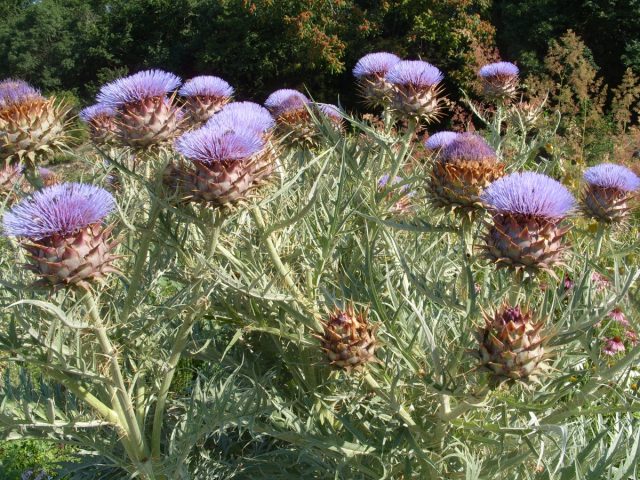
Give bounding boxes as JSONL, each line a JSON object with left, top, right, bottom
{"left": 171, "top": 125, "right": 274, "bottom": 206}
{"left": 179, "top": 76, "right": 234, "bottom": 126}
{"left": 0, "top": 80, "right": 70, "bottom": 162}
{"left": 80, "top": 104, "right": 118, "bottom": 145}
{"left": 582, "top": 163, "right": 640, "bottom": 224}
{"left": 319, "top": 304, "right": 377, "bottom": 370}
{"left": 478, "top": 62, "right": 519, "bottom": 100}
{"left": 481, "top": 172, "right": 574, "bottom": 273}
{"left": 353, "top": 52, "right": 401, "bottom": 107}
{"left": 385, "top": 60, "right": 444, "bottom": 121}
{"left": 2, "top": 183, "right": 118, "bottom": 287}
{"left": 475, "top": 305, "right": 547, "bottom": 382}
{"left": 428, "top": 133, "right": 504, "bottom": 213}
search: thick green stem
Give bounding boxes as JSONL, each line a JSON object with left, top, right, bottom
{"left": 122, "top": 201, "right": 161, "bottom": 320}
{"left": 206, "top": 210, "right": 224, "bottom": 259}
{"left": 594, "top": 223, "right": 606, "bottom": 257}
{"left": 151, "top": 311, "right": 199, "bottom": 459}
{"left": 84, "top": 293, "right": 149, "bottom": 459}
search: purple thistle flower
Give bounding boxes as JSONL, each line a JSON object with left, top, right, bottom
{"left": 97, "top": 69, "right": 182, "bottom": 109}
{"left": 175, "top": 125, "right": 264, "bottom": 164}
{"left": 79, "top": 103, "right": 116, "bottom": 123}
{"left": 603, "top": 337, "right": 625, "bottom": 356}
{"left": 206, "top": 101, "right": 275, "bottom": 134}
{"left": 442, "top": 133, "right": 496, "bottom": 163}
{"left": 317, "top": 103, "right": 342, "bottom": 122}
{"left": 0, "top": 79, "right": 42, "bottom": 108}
{"left": 583, "top": 163, "right": 640, "bottom": 192}
{"left": 264, "top": 89, "right": 309, "bottom": 117}
{"left": 479, "top": 62, "right": 519, "bottom": 79}
{"left": 424, "top": 131, "right": 460, "bottom": 150}
{"left": 385, "top": 60, "right": 443, "bottom": 87}
{"left": 481, "top": 172, "right": 575, "bottom": 219}
{"left": 353, "top": 52, "right": 402, "bottom": 78}
{"left": 179, "top": 75, "right": 234, "bottom": 99}
{"left": 3, "top": 183, "right": 115, "bottom": 240}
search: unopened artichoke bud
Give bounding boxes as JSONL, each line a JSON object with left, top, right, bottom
{"left": 481, "top": 172, "right": 575, "bottom": 274}
{"left": 2, "top": 183, "right": 119, "bottom": 288}
{"left": 385, "top": 60, "right": 445, "bottom": 123}
{"left": 0, "top": 79, "right": 69, "bottom": 163}
{"left": 319, "top": 304, "right": 377, "bottom": 370}
{"left": 478, "top": 62, "right": 519, "bottom": 101}
{"left": 264, "top": 89, "right": 318, "bottom": 149}
{"left": 475, "top": 305, "right": 548, "bottom": 382}
{"left": 423, "top": 131, "right": 460, "bottom": 158}
{"left": 352, "top": 52, "right": 401, "bottom": 108}
{"left": 582, "top": 163, "right": 640, "bottom": 225}
{"left": 79, "top": 104, "right": 118, "bottom": 145}
{"left": 179, "top": 75, "right": 234, "bottom": 127}
{"left": 173, "top": 121, "right": 274, "bottom": 206}
{"left": 428, "top": 133, "right": 504, "bottom": 214}
{"left": 97, "top": 69, "right": 183, "bottom": 149}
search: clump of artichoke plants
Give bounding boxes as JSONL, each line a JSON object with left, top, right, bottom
{"left": 0, "top": 57, "right": 639, "bottom": 480}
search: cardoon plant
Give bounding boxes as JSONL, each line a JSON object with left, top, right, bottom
{"left": 385, "top": 60, "right": 444, "bottom": 122}
{"left": 423, "top": 131, "right": 460, "bottom": 154}
{"left": 352, "top": 52, "right": 401, "bottom": 107}
{"left": 428, "top": 132, "right": 504, "bottom": 214}
{"left": 97, "top": 69, "right": 182, "bottom": 149}
{"left": 179, "top": 75, "right": 234, "bottom": 126}
{"left": 0, "top": 79, "right": 70, "bottom": 163}
{"left": 481, "top": 171, "right": 575, "bottom": 273}
{"left": 2, "top": 182, "right": 118, "bottom": 288}
{"left": 79, "top": 103, "right": 117, "bottom": 145}
{"left": 478, "top": 61, "right": 519, "bottom": 100}
{"left": 172, "top": 123, "right": 271, "bottom": 205}
{"left": 582, "top": 163, "right": 640, "bottom": 224}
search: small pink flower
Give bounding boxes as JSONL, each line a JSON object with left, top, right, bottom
{"left": 608, "top": 308, "right": 629, "bottom": 327}
{"left": 603, "top": 337, "right": 626, "bottom": 356}
{"left": 626, "top": 330, "right": 638, "bottom": 345}
{"left": 563, "top": 274, "right": 574, "bottom": 291}
{"left": 591, "top": 272, "right": 610, "bottom": 292}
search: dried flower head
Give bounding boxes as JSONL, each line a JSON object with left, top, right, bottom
{"left": 0, "top": 79, "right": 42, "bottom": 108}
{"left": 582, "top": 163, "right": 640, "bottom": 224}
{"left": 481, "top": 172, "right": 575, "bottom": 273}
{"left": 428, "top": 133, "right": 503, "bottom": 213}
{"left": 207, "top": 102, "right": 275, "bottom": 135}
{"left": 2, "top": 183, "right": 118, "bottom": 287}
{"left": 97, "top": 69, "right": 181, "bottom": 109}
{"left": 478, "top": 62, "right": 519, "bottom": 100}
{"left": 424, "top": 131, "right": 460, "bottom": 151}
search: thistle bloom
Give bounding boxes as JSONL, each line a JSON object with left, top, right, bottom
{"left": 385, "top": 60, "right": 444, "bottom": 121}
{"left": 97, "top": 69, "right": 183, "bottom": 148}
{"left": 179, "top": 75, "right": 234, "bottom": 125}
{"left": 317, "top": 103, "right": 344, "bottom": 130}
{"left": 353, "top": 52, "right": 401, "bottom": 107}
{"left": 428, "top": 133, "right": 504, "bottom": 214}
{"left": 478, "top": 61, "right": 519, "bottom": 100}
{"left": 424, "top": 131, "right": 459, "bottom": 151}
{"left": 481, "top": 172, "right": 575, "bottom": 272}
{"left": 2, "top": 183, "right": 118, "bottom": 287}
{"left": 603, "top": 337, "right": 625, "bottom": 356}
{"left": 582, "top": 163, "right": 640, "bottom": 224}
{"left": 264, "top": 89, "right": 317, "bottom": 148}
{"left": 206, "top": 102, "right": 275, "bottom": 135}
{"left": 171, "top": 124, "right": 274, "bottom": 206}
{"left": 0, "top": 79, "right": 69, "bottom": 162}
{"left": 79, "top": 104, "right": 117, "bottom": 145}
